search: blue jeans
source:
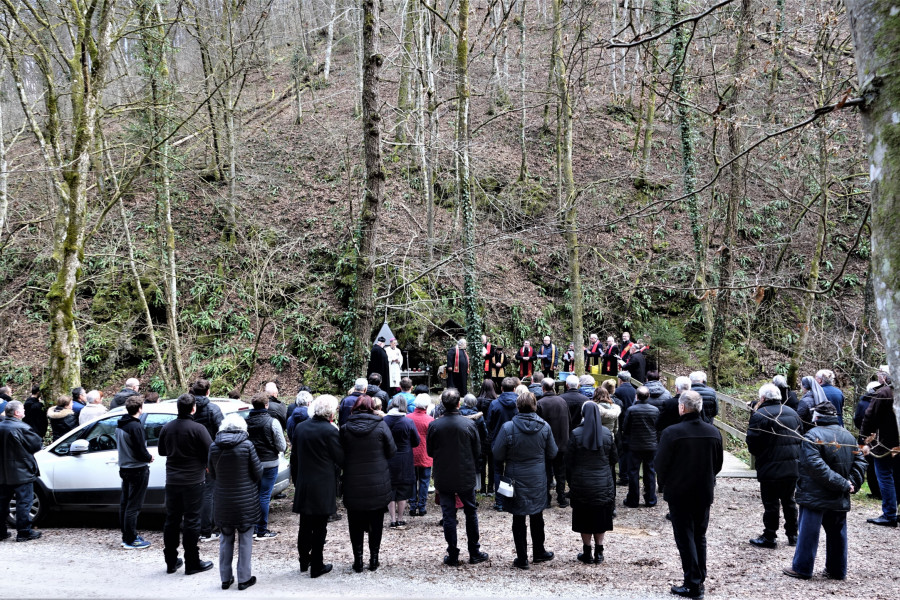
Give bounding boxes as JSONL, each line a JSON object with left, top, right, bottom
{"left": 791, "top": 506, "right": 847, "bottom": 578}
{"left": 0, "top": 482, "right": 35, "bottom": 537}
{"left": 257, "top": 466, "right": 278, "bottom": 534}
{"left": 412, "top": 467, "right": 431, "bottom": 511}
{"left": 873, "top": 454, "right": 900, "bottom": 520}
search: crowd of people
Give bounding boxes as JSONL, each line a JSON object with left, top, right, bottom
{"left": 0, "top": 336, "right": 897, "bottom": 599}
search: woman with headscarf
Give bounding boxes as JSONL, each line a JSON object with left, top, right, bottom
{"left": 797, "top": 376, "right": 828, "bottom": 432}
{"left": 566, "top": 402, "right": 618, "bottom": 565}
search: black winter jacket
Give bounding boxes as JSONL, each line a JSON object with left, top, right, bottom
{"left": 861, "top": 386, "right": 899, "bottom": 456}
{"left": 492, "top": 413, "right": 558, "bottom": 516}
{"left": 246, "top": 409, "right": 279, "bottom": 463}
{"left": 427, "top": 410, "right": 481, "bottom": 493}
{"left": 116, "top": 414, "right": 153, "bottom": 469}
{"left": 746, "top": 399, "right": 802, "bottom": 481}
{"left": 644, "top": 380, "right": 672, "bottom": 406}
{"left": 192, "top": 396, "right": 224, "bottom": 440}
{"left": 690, "top": 383, "right": 719, "bottom": 424}
{"left": 340, "top": 413, "right": 397, "bottom": 510}
{"left": 0, "top": 418, "right": 42, "bottom": 486}
{"left": 655, "top": 412, "right": 723, "bottom": 506}
{"left": 208, "top": 429, "right": 262, "bottom": 529}
{"left": 158, "top": 415, "right": 212, "bottom": 486}
{"left": 267, "top": 397, "right": 288, "bottom": 429}
{"left": 795, "top": 414, "right": 866, "bottom": 512}
{"left": 561, "top": 389, "right": 589, "bottom": 430}
{"left": 292, "top": 416, "right": 344, "bottom": 515}
{"left": 566, "top": 424, "right": 618, "bottom": 506}
{"left": 656, "top": 394, "right": 682, "bottom": 435}
{"left": 623, "top": 351, "right": 647, "bottom": 384}
{"left": 384, "top": 412, "right": 420, "bottom": 490}
{"left": 487, "top": 392, "right": 518, "bottom": 443}
{"left": 536, "top": 394, "right": 571, "bottom": 452}
{"left": 110, "top": 388, "right": 139, "bottom": 409}
{"left": 23, "top": 396, "right": 48, "bottom": 440}
{"left": 47, "top": 406, "right": 77, "bottom": 442}
{"left": 622, "top": 400, "right": 660, "bottom": 452}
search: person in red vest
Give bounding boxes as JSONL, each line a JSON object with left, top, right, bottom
{"left": 517, "top": 341, "right": 536, "bottom": 379}
{"left": 481, "top": 335, "right": 493, "bottom": 379}
{"left": 446, "top": 339, "right": 470, "bottom": 395}
{"left": 585, "top": 334, "right": 603, "bottom": 370}
{"left": 601, "top": 336, "right": 619, "bottom": 376}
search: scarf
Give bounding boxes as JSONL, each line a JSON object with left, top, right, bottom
{"left": 453, "top": 347, "right": 460, "bottom": 373}
{"left": 483, "top": 343, "right": 492, "bottom": 371}
{"left": 801, "top": 376, "right": 827, "bottom": 405}
{"left": 519, "top": 346, "right": 533, "bottom": 358}
{"left": 542, "top": 344, "right": 556, "bottom": 365}
{"left": 581, "top": 402, "right": 603, "bottom": 451}
{"left": 619, "top": 342, "right": 633, "bottom": 359}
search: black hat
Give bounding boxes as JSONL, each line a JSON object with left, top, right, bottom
{"left": 812, "top": 401, "right": 837, "bottom": 416}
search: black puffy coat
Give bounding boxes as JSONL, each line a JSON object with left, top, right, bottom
{"left": 795, "top": 414, "right": 866, "bottom": 512}
{"left": 292, "top": 416, "right": 344, "bottom": 515}
{"left": 644, "top": 380, "right": 672, "bottom": 407}
{"left": 208, "top": 429, "right": 262, "bottom": 529}
{"left": 384, "top": 412, "right": 420, "bottom": 491}
{"left": 566, "top": 424, "right": 618, "bottom": 506}
{"left": 536, "top": 394, "right": 571, "bottom": 452}
{"left": 0, "top": 418, "right": 42, "bottom": 486}
{"left": 110, "top": 388, "right": 139, "bottom": 409}
{"left": 22, "top": 396, "right": 48, "bottom": 440}
{"left": 192, "top": 396, "right": 224, "bottom": 439}
{"left": 622, "top": 400, "right": 659, "bottom": 452}
{"left": 340, "top": 413, "right": 397, "bottom": 511}
{"left": 746, "top": 399, "right": 802, "bottom": 481}
{"left": 492, "top": 413, "right": 558, "bottom": 516}
{"left": 690, "top": 383, "right": 719, "bottom": 424}
{"left": 427, "top": 410, "right": 481, "bottom": 493}
{"left": 47, "top": 406, "right": 77, "bottom": 442}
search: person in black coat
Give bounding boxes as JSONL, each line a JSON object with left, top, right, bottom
{"left": 784, "top": 402, "right": 866, "bottom": 581}
{"left": 746, "top": 384, "right": 803, "bottom": 549}
{"left": 492, "top": 392, "right": 558, "bottom": 570}
{"left": 209, "top": 414, "right": 262, "bottom": 589}
{"left": 688, "top": 372, "right": 718, "bottom": 424}
{"left": 621, "top": 386, "right": 660, "bottom": 508}
{"left": 292, "top": 395, "right": 344, "bottom": 578}
{"left": 427, "top": 388, "right": 489, "bottom": 566}
{"left": 340, "top": 395, "right": 397, "bottom": 573}
{"left": 47, "top": 395, "right": 78, "bottom": 442}
{"left": 368, "top": 338, "right": 391, "bottom": 395}
{"left": 446, "top": 339, "right": 470, "bottom": 395}
{"left": 860, "top": 384, "right": 900, "bottom": 527}
{"left": 536, "top": 379, "right": 571, "bottom": 508}
{"left": 22, "top": 385, "right": 47, "bottom": 440}
{"left": 654, "top": 391, "right": 723, "bottom": 599}
{"left": 560, "top": 375, "right": 588, "bottom": 430}
{"left": 613, "top": 372, "right": 637, "bottom": 485}
{"left": 383, "top": 397, "right": 420, "bottom": 529}
{"left": 189, "top": 378, "right": 224, "bottom": 541}
{"left": 475, "top": 380, "right": 498, "bottom": 493}
{"left": 772, "top": 375, "right": 799, "bottom": 411}
{"left": 0, "top": 401, "right": 43, "bottom": 541}
{"left": 622, "top": 346, "right": 647, "bottom": 384}
{"left": 854, "top": 381, "right": 882, "bottom": 500}
{"left": 567, "top": 401, "right": 618, "bottom": 564}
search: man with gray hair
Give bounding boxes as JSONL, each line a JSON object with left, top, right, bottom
{"left": 814, "top": 369, "right": 845, "bottom": 427}
{"left": 446, "top": 338, "right": 470, "bottom": 395}
{"left": 339, "top": 379, "right": 369, "bottom": 427}
{"left": 688, "top": 372, "right": 717, "bottom": 424}
{"left": 0, "top": 400, "right": 43, "bottom": 542}
{"left": 658, "top": 376, "right": 692, "bottom": 435}
{"left": 79, "top": 390, "right": 108, "bottom": 425}
{"left": 746, "top": 383, "right": 802, "bottom": 549}
{"left": 111, "top": 378, "right": 141, "bottom": 409}
{"left": 561, "top": 374, "right": 588, "bottom": 430}
{"left": 655, "top": 390, "right": 723, "bottom": 599}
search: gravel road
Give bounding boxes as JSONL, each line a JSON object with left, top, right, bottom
{"left": 0, "top": 478, "right": 893, "bottom": 599}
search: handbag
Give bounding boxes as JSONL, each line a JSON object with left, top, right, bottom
{"left": 497, "top": 476, "right": 515, "bottom": 498}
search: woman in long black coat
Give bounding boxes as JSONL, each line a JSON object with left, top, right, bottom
{"left": 340, "top": 395, "right": 397, "bottom": 572}
{"left": 492, "top": 392, "right": 558, "bottom": 569}
{"left": 292, "top": 395, "right": 344, "bottom": 577}
{"left": 208, "top": 413, "right": 262, "bottom": 590}
{"left": 383, "top": 397, "right": 420, "bottom": 529}
{"left": 567, "top": 401, "right": 618, "bottom": 564}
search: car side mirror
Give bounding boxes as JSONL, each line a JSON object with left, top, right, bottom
{"left": 69, "top": 439, "right": 90, "bottom": 455}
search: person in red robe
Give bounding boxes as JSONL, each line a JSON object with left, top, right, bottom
{"left": 481, "top": 334, "right": 493, "bottom": 379}
{"left": 585, "top": 334, "right": 603, "bottom": 370}
{"left": 601, "top": 336, "right": 619, "bottom": 376}
{"left": 516, "top": 340, "right": 535, "bottom": 379}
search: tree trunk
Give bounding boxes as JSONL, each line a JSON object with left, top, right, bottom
{"left": 541, "top": 0, "right": 560, "bottom": 133}
{"left": 456, "top": 0, "right": 482, "bottom": 390}
{"left": 395, "top": 0, "right": 415, "bottom": 145}
{"left": 323, "top": 0, "right": 337, "bottom": 80}
{"left": 708, "top": 0, "right": 751, "bottom": 387}
{"left": 764, "top": 0, "right": 785, "bottom": 122}
{"left": 636, "top": 0, "right": 661, "bottom": 186}
{"left": 348, "top": 0, "right": 385, "bottom": 381}
{"left": 0, "top": 66, "right": 7, "bottom": 236}
{"left": 517, "top": 0, "right": 528, "bottom": 181}
{"left": 844, "top": 0, "right": 900, "bottom": 434}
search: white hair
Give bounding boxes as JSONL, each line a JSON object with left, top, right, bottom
{"left": 295, "top": 391, "right": 313, "bottom": 406}
{"left": 265, "top": 382, "right": 279, "bottom": 396}
{"left": 618, "top": 370, "right": 631, "bottom": 381}
{"left": 86, "top": 390, "right": 102, "bottom": 404}
{"left": 515, "top": 384, "right": 529, "bottom": 396}
{"left": 458, "top": 338, "right": 467, "bottom": 348}
{"left": 759, "top": 383, "right": 782, "bottom": 401}
{"left": 578, "top": 375, "right": 595, "bottom": 388}
{"left": 589, "top": 333, "right": 598, "bottom": 340}
{"left": 125, "top": 378, "right": 140, "bottom": 390}
{"left": 354, "top": 378, "right": 368, "bottom": 392}
{"left": 679, "top": 390, "right": 703, "bottom": 414}
{"left": 219, "top": 413, "right": 247, "bottom": 432}
{"left": 689, "top": 371, "right": 707, "bottom": 385}
{"left": 815, "top": 369, "right": 833, "bottom": 386}
{"left": 674, "top": 376, "right": 692, "bottom": 393}
{"left": 772, "top": 375, "right": 788, "bottom": 388}
{"left": 866, "top": 381, "right": 880, "bottom": 392}
{"left": 312, "top": 395, "right": 338, "bottom": 419}
{"left": 463, "top": 394, "right": 478, "bottom": 409}
{"left": 566, "top": 375, "right": 580, "bottom": 389}
{"left": 414, "top": 393, "right": 432, "bottom": 410}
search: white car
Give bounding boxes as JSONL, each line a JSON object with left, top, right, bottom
{"left": 9, "top": 399, "right": 290, "bottom": 525}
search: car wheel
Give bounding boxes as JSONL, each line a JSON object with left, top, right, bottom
{"left": 6, "top": 484, "right": 46, "bottom": 527}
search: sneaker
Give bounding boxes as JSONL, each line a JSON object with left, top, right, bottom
{"left": 16, "top": 531, "right": 42, "bottom": 542}
{"left": 122, "top": 538, "right": 152, "bottom": 549}
{"left": 255, "top": 530, "right": 278, "bottom": 540}
{"left": 199, "top": 533, "right": 220, "bottom": 542}
{"left": 866, "top": 516, "right": 898, "bottom": 527}
{"left": 782, "top": 567, "right": 811, "bottom": 580}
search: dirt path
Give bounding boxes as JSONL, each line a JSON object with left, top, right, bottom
{"left": 0, "top": 479, "right": 892, "bottom": 599}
